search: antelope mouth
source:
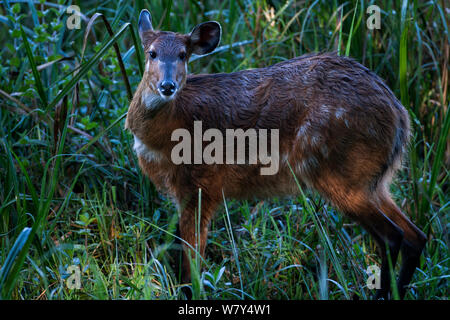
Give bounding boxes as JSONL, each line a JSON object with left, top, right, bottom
{"left": 157, "top": 89, "right": 177, "bottom": 101}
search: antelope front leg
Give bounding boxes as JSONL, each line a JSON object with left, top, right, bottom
{"left": 178, "top": 191, "right": 218, "bottom": 284}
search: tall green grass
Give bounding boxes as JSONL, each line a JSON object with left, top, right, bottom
{"left": 0, "top": 0, "right": 448, "bottom": 300}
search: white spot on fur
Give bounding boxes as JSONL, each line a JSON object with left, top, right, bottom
{"left": 335, "top": 107, "right": 346, "bottom": 119}
{"left": 318, "top": 104, "right": 331, "bottom": 125}
{"left": 295, "top": 123, "right": 310, "bottom": 148}
{"left": 149, "top": 44, "right": 155, "bottom": 54}
{"left": 295, "top": 155, "right": 318, "bottom": 175}
{"left": 309, "top": 133, "right": 321, "bottom": 148}
{"left": 296, "top": 123, "right": 309, "bottom": 138}
{"left": 133, "top": 135, "right": 162, "bottom": 162}
{"left": 296, "top": 122, "right": 323, "bottom": 150}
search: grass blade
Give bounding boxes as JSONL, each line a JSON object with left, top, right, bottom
{"left": 20, "top": 27, "right": 47, "bottom": 108}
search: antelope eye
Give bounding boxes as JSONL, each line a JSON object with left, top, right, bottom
{"left": 149, "top": 51, "right": 157, "bottom": 59}
{"left": 179, "top": 52, "right": 186, "bottom": 61}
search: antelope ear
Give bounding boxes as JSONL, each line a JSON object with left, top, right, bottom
{"left": 138, "top": 9, "right": 153, "bottom": 42}
{"left": 189, "top": 21, "right": 221, "bottom": 55}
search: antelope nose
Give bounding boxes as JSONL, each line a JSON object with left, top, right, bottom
{"left": 159, "top": 80, "right": 176, "bottom": 96}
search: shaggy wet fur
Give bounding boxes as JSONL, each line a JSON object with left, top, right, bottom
{"left": 126, "top": 23, "right": 426, "bottom": 299}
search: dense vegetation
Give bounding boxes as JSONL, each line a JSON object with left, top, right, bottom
{"left": 0, "top": 0, "right": 448, "bottom": 299}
